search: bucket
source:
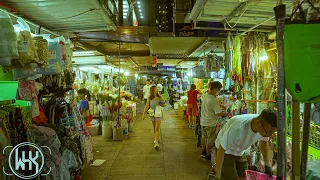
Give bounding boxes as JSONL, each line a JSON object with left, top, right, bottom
{"left": 113, "top": 127, "right": 124, "bottom": 141}
{"left": 102, "top": 121, "right": 113, "bottom": 138}
{"left": 87, "top": 123, "right": 99, "bottom": 136}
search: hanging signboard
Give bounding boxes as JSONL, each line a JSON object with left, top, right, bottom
{"left": 158, "top": 66, "right": 176, "bottom": 71}
{"left": 175, "top": 23, "right": 195, "bottom": 37}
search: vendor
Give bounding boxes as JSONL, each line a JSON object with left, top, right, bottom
{"left": 77, "top": 88, "right": 91, "bottom": 123}
{"left": 215, "top": 108, "right": 277, "bottom": 180}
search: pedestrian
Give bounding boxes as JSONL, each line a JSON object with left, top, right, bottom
{"left": 143, "top": 86, "right": 166, "bottom": 149}
{"left": 187, "top": 84, "right": 202, "bottom": 129}
{"left": 143, "top": 79, "right": 151, "bottom": 104}
{"left": 200, "top": 81, "right": 226, "bottom": 160}
{"left": 214, "top": 108, "right": 277, "bottom": 180}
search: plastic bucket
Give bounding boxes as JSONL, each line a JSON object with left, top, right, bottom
{"left": 102, "top": 121, "right": 113, "bottom": 138}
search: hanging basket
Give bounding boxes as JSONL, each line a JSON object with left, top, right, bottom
{"left": 284, "top": 23, "right": 320, "bottom": 103}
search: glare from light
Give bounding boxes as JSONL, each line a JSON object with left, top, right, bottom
{"left": 187, "top": 72, "right": 193, "bottom": 76}
{"left": 134, "top": 73, "right": 138, "bottom": 78}
{"left": 138, "top": 5, "right": 141, "bottom": 8}
{"left": 259, "top": 48, "right": 268, "bottom": 61}
{"left": 98, "top": 65, "right": 111, "bottom": 70}
{"left": 73, "top": 51, "right": 96, "bottom": 57}
{"left": 142, "top": 75, "right": 147, "bottom": 78}
{"left": 123, "top": 12, "right": 128, "bottom": 16}
{"left": 137, "top": 1, "right": 140, "bottom": 4}
{"left": 123, "top": 4, "right": 129, "bottom": 8}
{"left": 141, "top": 16, "right": 144, "bottom": 18}
{"left": 139, "top": 9, "right": 142, "bottom": 12}
{"left": 124, "top": 71, "right": 130, "bottom": 76}
{"left": 120, "top": 69, "right": 124, "bottom": 73}
{"left": 140, "top": 13, "right": 142, "bottom": 16}
{"left": 124, "top": 16, "right": 127, "bottom": 19}
{"left": 123, "top": 9, "right": 128, "bottom": 12}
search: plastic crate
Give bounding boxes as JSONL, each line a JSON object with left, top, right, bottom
{"left": 245, "top": 170, "right": 277, "bottom": 180}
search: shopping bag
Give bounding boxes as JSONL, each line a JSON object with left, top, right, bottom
{"left": 148, "top": 109, "right": 155, "bottom": 117}
{"left": 154, "top": 105, "right": 163, "bottom": 118}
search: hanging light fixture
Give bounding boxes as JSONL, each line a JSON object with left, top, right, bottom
{"left": 259, "top": 48, "right": 268, "bottom": 61}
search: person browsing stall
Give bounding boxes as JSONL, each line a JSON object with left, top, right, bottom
{"left": 77, "top": 88, "right": 92, "bottom": 123}
{"left": 143, "top": 79, "right": 151, "bottom": 104}
{"left": 143, "top": 86, "right": 166, "bottom": 149}
{"left": 200, "top": 81, "right": 226, "bottom": 160}
{"left": 187, "top": 84, "right": 202, "bottom": 129}
{"left": 215, "top": 108, "right": 277, "bottom": 180}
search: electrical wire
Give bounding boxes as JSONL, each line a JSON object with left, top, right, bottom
{"left": 60, "top": 8, "right": 97, "bottom": 19}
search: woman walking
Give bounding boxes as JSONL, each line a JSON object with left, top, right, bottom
{"left": 187, "top": 84, "right": 202, "bottom": 129}
{"left": 143, "top": 86, "right": 166, "bottom": 149}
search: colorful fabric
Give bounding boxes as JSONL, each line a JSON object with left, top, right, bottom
{"left": 187, "top": 90, "right": 199, "bottom": 105}
{"left": 186, "top": 104, "right": 198, "bottom": 116}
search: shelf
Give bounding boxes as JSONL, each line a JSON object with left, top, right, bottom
{"left": 287, "top": 136, "right": 320, "bottom": 158}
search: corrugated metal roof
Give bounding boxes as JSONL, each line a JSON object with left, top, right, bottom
{"left": 1, "top": 0, "right": 116, "bottom": 32}
{"left": 197, "top": 0, "right": 296, "bottom": 27}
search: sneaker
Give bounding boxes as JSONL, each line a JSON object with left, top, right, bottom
{"left": 201, "top": 151, "right": 206, "bottom": 157}
{"left": 205, "top": 155, "right": 211, "bottom": 161}
{"left": 154, "top": 143, "right": 159, "bottom": 149}
{"left": 154, "top": 140, "right": 160, "bottom": 143}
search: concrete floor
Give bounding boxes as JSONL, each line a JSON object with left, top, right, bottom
{"left": 82, "top": 105, "right": 211, "bottom": 180}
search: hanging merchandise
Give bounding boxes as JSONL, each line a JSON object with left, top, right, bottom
{"left": 0, "top": 11, "right": 18, "bottom": 65}
{"left": 284, "top": 24, "right": 320, "bottom": 103}
{"left": 247, "top": 36, "right": 255, "bottom": 78}
{"left": 205, "top": 53, "right": 224, "bottom": 72}
{"left": 34, "top": 36, "right": 49, "bottom": 67}
{"left": 14, "top": 18, "right": 40, "bottom": 67}
{"left": 232, "top": 36, "right": 242, "bottom": 85}
{"left": 36, "top": 35, "right": 64, "bottom": 75}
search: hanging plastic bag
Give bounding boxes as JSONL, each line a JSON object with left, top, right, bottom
{"left": 33, "top": 36, "right": 49, "bottom": 67}
{"left": 0, "top": 11, "right": 18, "bottom": 65}
{"left": 14, "top": 18, "right": 40, "bottom": 67}
{"left": 36, "top": 35, "right": 62, "bottom": 74}
{"left": 154, "top": 105, "right": 163, "bottom": 118}
{"left": 65, "top": 39, "right": 73, "bottom": 70}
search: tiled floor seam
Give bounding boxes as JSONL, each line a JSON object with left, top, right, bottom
{"left": 104, "top": 138, "right": 126, "bottom": 179}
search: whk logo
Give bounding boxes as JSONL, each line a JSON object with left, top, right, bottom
{"left": 3, "top": 142, "right": 51, "bottom": 179}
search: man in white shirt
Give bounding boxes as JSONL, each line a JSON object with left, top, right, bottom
{"left": 143, "top": 79, "right": 151, "bottom": 104}
{"left": 157, "top": 83, "right": 163, "bottom": 94}
{"left": 215, "top": 108, "right": 277, "bottom": 180}
{"left": 200, "top": 81, "right": 226, "bottom": 160}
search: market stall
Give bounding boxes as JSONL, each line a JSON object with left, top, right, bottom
{"left": 0, "top": 12, "right": 92, "bottom": 179}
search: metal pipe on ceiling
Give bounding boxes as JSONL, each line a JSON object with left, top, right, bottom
{"left": 188, "top": 0, "right": 208, "bottom": 20}
{"left": 0, "top": 8, "right": 60, "bottom": 37}
{"left": 88, "top": 0, "right": 117, "bottom": 31}
{"left": 239, "top": 16, "right": 275, "bottom": 35}
{"left": 193, "top": 20, "right": 273, "bottom": 33}
{"left": 128, "top": 56, "right": 139, "bottom": 68}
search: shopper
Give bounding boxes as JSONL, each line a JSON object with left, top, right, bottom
{"left": 77, "top": 88, "right": 92, "bottom": 123}
{"left": 187, "top": 84, "right": 202, "bottom": 129}
{"left": 143, "top": 79, "right": 151, "bottom": 104}
{"left": 143, "top": 86, "right": 166, "bottom": 149}
{"left": 200, "top": 81, "right": 226, "bottom": 160}
{"left": 214, "top": 108, "right": 277, "bottom": 180}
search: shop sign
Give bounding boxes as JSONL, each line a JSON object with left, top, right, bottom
{"left": 175, "top": 23, "right": 195, "bottom": 37}
{"left": 158, "top": 66, "right": 176, "bottom": 71}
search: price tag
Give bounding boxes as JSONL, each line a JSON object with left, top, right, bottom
{"left": 48, "top": 51, "right": 56, "bottom": 60}
{"left": 18, "top": 40, "right": 29, "bottom": 53}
